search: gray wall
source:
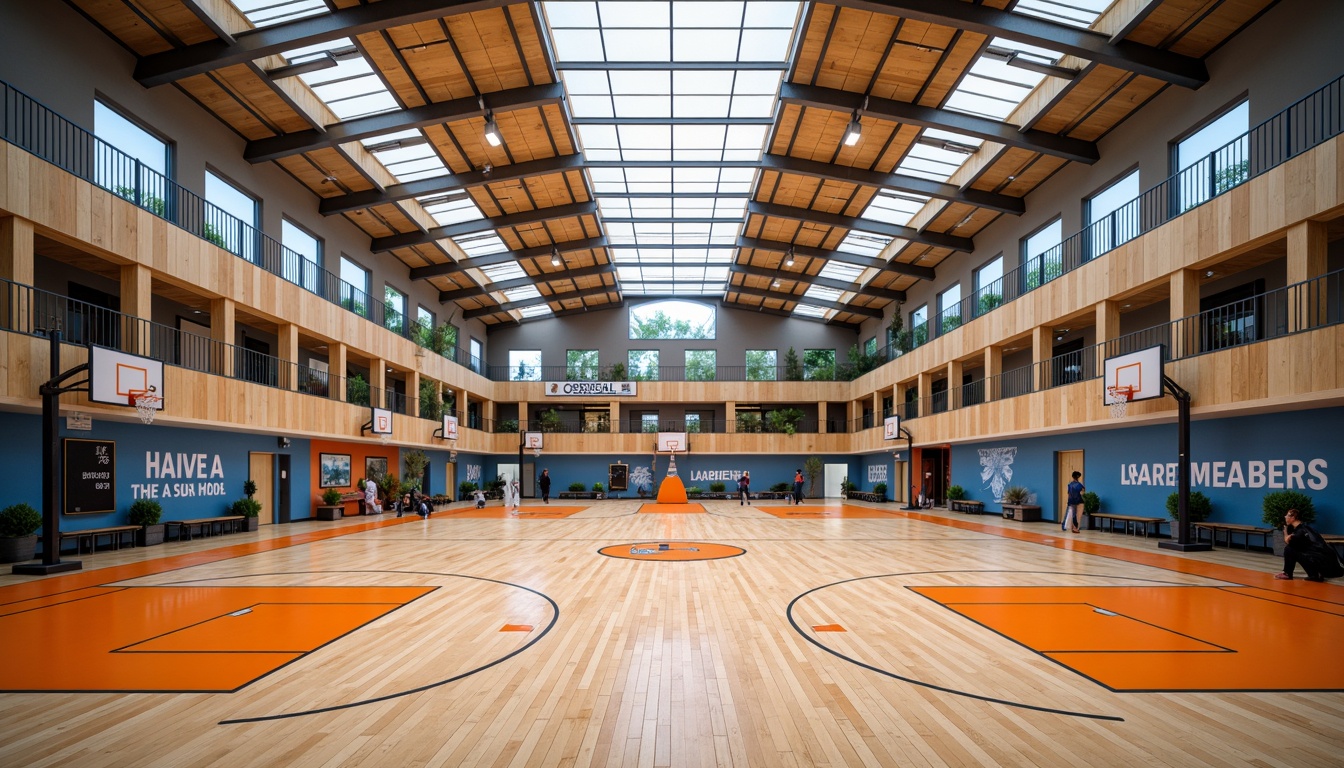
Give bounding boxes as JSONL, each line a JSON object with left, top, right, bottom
{"left": 0, "top": 1, "right": 488, "bottom": 353}
{"left": 860, "top": 0, "right": 1344, "bottom": 342}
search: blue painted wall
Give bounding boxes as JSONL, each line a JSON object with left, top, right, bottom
{"left": 0, "top": 411, "right": 310, "bottom": 531}
{"left": 950, "top": 406, "right": 1343, "bottom": 530}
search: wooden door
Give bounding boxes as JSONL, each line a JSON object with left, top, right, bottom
{"left": 1056, "top": 450, "right": 1085, "bottom": 522}
{"left": 249, "top": 452, "right": 274, "bottom": 525}
{"left": 444, "top": 462, "right": 455, "bottom": 500}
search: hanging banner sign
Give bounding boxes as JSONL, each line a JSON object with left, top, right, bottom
{"left": 545, "top": 381, "right": 638, "bottom": 396}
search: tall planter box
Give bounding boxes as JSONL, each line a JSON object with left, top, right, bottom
{"left": 137, "top": 524, "right": 165, "bottom": 547}
{"left": 245, "top": 517, "right": 259, "bottom": 532}
{"left": 1002, "top": 504, "right": 1042, "bottom": 522}
{"left": 316, "top": 505, "right": 343, "bottom": 521}
{"left": 0, "top": 535, "right": 38, "bottom": 564}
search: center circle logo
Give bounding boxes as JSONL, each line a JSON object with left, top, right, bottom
{"left": 598, "top": 542, "right": 746, "bottom": 561}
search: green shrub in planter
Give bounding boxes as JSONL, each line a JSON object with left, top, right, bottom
{"left": 232, "top": 497, "right": 263, "bottom": 518}
{"left": 592, "top": 482, "right": 604, "bottom": 493}
{"left": 568, "top": 482, "right": 586, "bottom": 492}
{"left": 128, "top": 498, "right": 163, "bottom": 527}
{"left": 1165, "top": 491, "right": 1212, "bottom": 522}
{"left": 685, "top": 486, "right": 703, "bottom": 495}
{"left": 946, "top": 485, "right": 967, "bottom": 501}
{"left": 1002, "top": 486, "right": 1031, "bottom": 505}
{"left": 1262, "top": 490, "right": 1315, "bottom": 528}
{"left": 0, "top": 503, "right": 42, "bottom": 538}
{"left": 770, "top": 482, "right": 791, "bottom": 492}
{"left": 321, "top": 488, "right": 344, "bottom": 506}
{"left": 873, "top": 483, "right": 887, "bottom": 499}
{"left": 1082, "top": 491, "right": 1100, "bottom": 516}
{"left": 709, "top": 481, "right": 726, "bottom": 493}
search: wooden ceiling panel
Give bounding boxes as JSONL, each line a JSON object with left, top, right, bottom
{"left": 968, "top": 148, "right": 1045, "bottom": 195}
{"left": 788, "top": 4, "right": 836, "bottom": 86}
{"left": 445, "top": 118, "right": 515, "bottom": 175}
{"left": 1066, "top": 74, "right": 1168, "bottom": 142}
{"left": 868, "top": 122, "right": 922, "bottom": 175}
{"left": 303, "top": 148, "right": 377, "bottom": 193}
{"left": 177, "top": 74, "right": 276, "bottom": 141}
{"left": 1127, "top": 0, "right": 1276, "bottom": 58}
{"left": 539, "top": 104, "right": 575, "bottom": 156}
{"left": 357, "top": 30, "right": 429, "bottom": 110}
{"left": 383, "top": 22, "right": 475, "bottom": 103}
{"left": 444, "top": 9, "right": 540, "bottom": 94}
{"left": 1032, "top": 66, "right": 1164, "bottom": 140}
{"left": 911, "top": 28, "right": 985, "bottom": 107}
{"left": 507, "top": 4, "right": 556, "bottom": 85}
{"left": 67, "top": 0, "right": 183, "bottom": 56}
{"left": 867, "top": 21, "right": 958, "bottom": 103}
{"left": 420, "top": 124, "right": 473, "bottom": 173}
{"left": 492, "top": 108, "right": 561, "bottom": 165}
{"left": 207, "top": 65, "right": 313, "bottom": 134}
{"left": 811, "top": 9, "right": 900, "bottom": 93}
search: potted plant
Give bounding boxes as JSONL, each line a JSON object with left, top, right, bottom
{"left": 1001, "top": 486, "right": 1041, "bottom": 522}
{"left": 232, "top": 497, "right": 262, "bottom": 531}
{"left": 459, "top": 481, "right": 479, "bottom": 501}
{"left": 840, "top": 478, "right": 857, "bottom": 498}
{"left": 243, "top": 479, "right": 258, "bottom": 499}
{"left": 568, "top": 481, "right": 586, "bottom": 493}
{"left": 946, "top": 485, "right": 967, "bottom": 501}
{"left": 685, "top": 486, "right": 703, "bottom": 498}
{"left": 129, "top": 498, "right": 165, "bottom": 546}
{"left": 874, "top": 483, "right": 888, "bottom": 501}
{"left": 592, "top": 482, "right": 605, "bottom": 499}
{"left": 0, "top": 503, "right": 42, "bottom": 563}
{"left": 1263, "top": 490, "right": 1315, "bottom": 555}
{"left": 317, "top": 488, "right": 345, "bottom": 521}
{"left": 1082, "top": 491, "right": 1101, "bottom": 530}
{"left": 1165, "top": 491, "right": 1212, "bottom": 525}
{"left": 710, "top": 481, "right": 727, "bottom": 494}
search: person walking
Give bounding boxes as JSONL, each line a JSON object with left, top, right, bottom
{"left": 1063, "top": 470, "right": 1084, "bottom": 533}
{"left": 539, "top": 469, "right": 552, "bottom": 504}
{"left": 363, "top": 477, "right": 381, "bottom": 515}
{"left": 505, "top": 479, "right": 521, "bottom": 516}
{"left": 738, "top": 471, "right": 751, "bottom": 505}
{"left": 793, "top": 469, "right": 805, "bottom": 505}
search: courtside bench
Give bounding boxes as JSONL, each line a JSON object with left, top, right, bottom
{"left": 166, "top": 516, "right": 245, "bottom": 542}
{"left": 1089, "top": 513, "right": 1166, "bottom": 538}
{"left": 1193, "top": 522, "right": 1275, "bottom": 551}
{"left": 949, "top": 500, "right": 985, "bottom": 514}
{"left": 59, "top": 525, "right": 140, "bottom": 554}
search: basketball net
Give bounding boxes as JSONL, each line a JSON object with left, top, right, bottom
{"left": 379, "top": 432, "right": 391, "bottom": 444}
{"left": 1106, "top": 385, "right": 1134, "bottom": 419}
{"left": 132, "top": 388, "right": 162, "bottom": 425}
{"left": 533, "top": 447, "right": 542, "bottom": 457}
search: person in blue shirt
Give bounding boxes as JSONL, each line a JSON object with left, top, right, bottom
{"left": 1063, "top": 471, "right": 1084, "bottom": 533}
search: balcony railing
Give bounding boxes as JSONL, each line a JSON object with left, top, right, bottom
{"left": 898, "top": 268, "right": 1342, "bottom": 420}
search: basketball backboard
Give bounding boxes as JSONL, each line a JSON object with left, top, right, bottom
{"left": 523, "top": 431, "right": 544, "bottom": 450}
{"left": 89, "top": 345, "right": 164, "bottom": 409}
{"left": 370, "top": 407, "right": 393, "bottom": 434}
{"left": 657, "top": 432, "right": 688, "bottom": 453}
{"left": 442, "top": 414, "right": 458, "bottom": 440}
{"left": 1103, "top": 344, "right": 1165, "bottom": 404}
{"left": 883, "top": 415, "right": 901, "bottom": 440}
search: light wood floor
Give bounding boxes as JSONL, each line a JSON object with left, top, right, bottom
{"left": 2, "top": 500, "right": 1342, "bottom": 767}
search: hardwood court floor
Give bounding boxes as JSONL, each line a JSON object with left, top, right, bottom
{"left": 1, "top": 501, "right": 1342, "bottom": 767}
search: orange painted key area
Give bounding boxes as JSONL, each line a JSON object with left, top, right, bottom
{"left": 914, "top": 586, "right": 1344, "bottom": 691}
{"left": 0, "top": 585, "right": 434, "bottom": 692}
{"left": 441, "top": 506, "right": 587, "bottom": 519}
{"left": 638, "top": 503, "right": 705, "bottom": 514}
{"left": 759, "top": 504, "right": 898, "bottom": 519}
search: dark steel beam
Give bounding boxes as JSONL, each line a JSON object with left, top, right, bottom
{"left": 438, "top": 262, "right": 616, "bottom": 301}
{"left": 760, "top": 153, "right": 1024, "bottom": 214}
{"left": 729, "top": 264, "right": 906, "bottom": 302}
{"left": 747, "top": 201, "right": 973, "bottom": 252}
{"left": 411, "top": 236, "right": 609, "bottom": 279}
{"left": 320, "top": 154, "right": 584, "bottom": 215}
{"left": 830, "top": 0, "right": 1207, "bottom": 89}
{"left": 371, "top": 202, "right": 599, "bottom": 252}
{"left": 737, "top": 236, "right": 935, "bottom": 280}
{"left": 244, "top": 83, "right": 564, "bottom": 163}
{"left": 463, "top": 283, "right": 620, "bottom": 318}
{"left": 506, "top": 300, "right": 625, "bottom": 325}
{"left": 777, "top": 83, "right": 1098, "bottom": 166}
{"left": 134, "top": 0, "right": 510, "bottom": 87}
{"left": 728, "top": 284, "right": 884, "bottom": 318}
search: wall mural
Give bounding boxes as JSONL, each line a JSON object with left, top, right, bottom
{"left": 978, "top": 446, "right": 1018, "bottom": 502}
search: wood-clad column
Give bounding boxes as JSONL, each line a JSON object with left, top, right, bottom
{"left": 371, "top": 357, "right": 386, "bottom": 409}
{"left": 817, "top": 400, "right": 827, "bottom": 433}
{"left": 610, "top": 401, "right": 621, "bottom": 434}
{"left": 1031, "top": 326, "right": 1052, "bottom": 392}
{"left": 407, "top": 369, "right": 420, "bottom": 417}
{"left": 331, "top": 342, "right": 347, "bottom": 403}
{"left": 725, "top": 401, "right": 735, "bottom": 433}
{"left": 119, "top": 263, "right": 152, "bottom": 356}
{"left": 872, "top": 390, "right": 881, "bottom": 427}
{"left": 210, "top": 297, "right": 235, "bottom": 377}
{"left": 984, "top": 345, "right": 1002, "bottom": 403}
{"left": 1095, "top": 300, "right": 1121, "bottom": 377}
{"left": 1287, "top": 220, "right": 1328, "bottom": 331}
{"left": 0, "top": 217, "right": 35, "bottom": 334}
{"left": 518, "top": 400, "right": 528, "bottom": 432}
{"left": 1169, "top": 269, "right": 1200, "bottom": 358}
{"left": 947, "top": 359, "right": 963, "bottom": 410}
{"left": 917, "top": 371, "right": 932, "bottom": 418}
{"left": 277, "top": 323, "right": 299, "bottom": 391}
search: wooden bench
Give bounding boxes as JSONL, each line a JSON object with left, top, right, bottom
{"left": 1323, "top": 535, "right": 1344, "bottom": 557}
{"left": 166, "top": 516, "right": 245, "bottom": 542}
{"left": 845, "top": 491, "right": 886, "bottom": 503}
{"left": 949, "top": 500, "right": 985, "bottom": 514}
{"left": 1194, "top": 522, "right": 1275, "bottom": 551}
{"left": 1089, "top": 513, "right": 1166, "bottom": 538}
{"left": 59, "top": 525, "right": 140, "bottom": 554}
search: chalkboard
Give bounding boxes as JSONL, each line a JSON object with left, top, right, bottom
{"left": 64, "top": 438, "right": 116, "bottom": 515}
{"left": 608, "top": 463, "right": 628, "bottom": 491}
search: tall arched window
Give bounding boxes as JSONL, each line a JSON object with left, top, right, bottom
{"left": 628, "top": 301, "right": 715, "bottom": 340}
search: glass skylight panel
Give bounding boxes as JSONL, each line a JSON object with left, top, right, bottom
{"left": 419, "top": 193, "right": 484, "bottom": 226}
{"left": 480, "top": 262, "right": 528, "bottom": 284}
{"left": 818, "top": 262, "right": 864, "bottom": 283}
{"left": 365, "top": 131, "right": 452, "bottom": 183}
{"left": 456, "top": 232, "right": 509, "bottom": 258}
{"left": 232, "top": 0, "right": 327, "bottom": 27}
{"left": 804, "top": 285, "right": 844, "bottom": 303}
{"left": 519, "top": 305, "right": 554, "bottom": 318}
{"left": 793, "top": 304, "right": 828, "bottom": 318}
{"left": 502, "top": 286, "right": 542, "bottom": 302}
{"left": 1012, "top": 0, "right": 1108, "bottom": 28}
{"left": 945, "top": 38, "right": 1052, "bottom": 121}
{"left": 280, "top": 38, "right": 399, "bottom": 121}
{"left": 862, "top": 191, "right": 929, "bottom": 225}
{"left": 838, "top": 231, "right": 893, "bottom": 258}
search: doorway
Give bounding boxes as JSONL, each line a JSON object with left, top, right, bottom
{"left": 248, "top": 452, "right": 274, "bottom": 525}
{"left": 1056, "top": 450, "right": 1085, "bottom": 524}
{"left": 444, "top": 461, "right": 455, "bottom": 500}
{"left": 920, "top": 449, "right": 948, "bottom": 506}
{"left": 823, "top": 463, "right": 847, "bottom": 499}
{"left": 277, "top": 454, "right": 291, "bottom": 523}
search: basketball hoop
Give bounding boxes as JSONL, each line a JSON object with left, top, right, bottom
{"left": 131, "top": 388, "right": 162, "bottom": 425}
{"left": 1106, "top": 385, "right": 1134, "bottom": 419}
{"left": 379, "top": 432, "right": 391, "bottom": 445}
{"left": 533, "top": 447, "right": 542, "bottom": 458}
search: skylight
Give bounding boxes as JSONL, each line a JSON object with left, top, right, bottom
{"left": 417, "top": 192, "right": 484, "bottom": 227}
{"left": 519, "top": 305, "right": 555, "bottom": 318}
{"left": 792, "top": 304, "right": 828, "bottom": 318}
{"left": 281, "top": 39, "right": 399, "bottom": 121}
{"left": 838, "top": 231, "right": 893, "bottom": 258}
{"left": 480, "top": 262, "right": 529, "bottom": 283}
{"left": 232, "top": 0, "right": 327, "bottom": 27}
{"left": 817, "top": 262, "right": 865, "bottom": 283}
{"left": 1012, "top": 0, "right": 1109, "bottom": 29}
{"left": 362, "top": 130, "right": 452, "bottom": 183}
{"left": 455, "top": 232, "right": 510, "bottom": 259}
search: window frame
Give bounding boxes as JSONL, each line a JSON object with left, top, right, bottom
{"left": 383, "top": 284, "right": 407, "bottom": 335}
{"left": 566, "top": 349, "right": 600, "bottom": 381}
{"left": 803, "top": 348, "right": 835, "bottom": 381}
{"left": 745, "top": 349, "right": 777, "bottom": 381}
{"left": 937, "top": 282, "right": 962, "bottom": 335}
{"left": 1170, "top": 98, "right": 1250, "bottom": 213}
{"left": 1019, "top": 217, "right": 1063, "bottom": 292}
{"left": 203, "top": 167, "right": 259, "bottom": 261}
{"left": 1083, "top": 167, "right": 1140, "bottom": 260}
{"left": 628, "top": 349, "right": 660, "bottom": 381}
{"left": 973, "top": 254, "right": 1004, "bottom": 317}
{"left": 469, "top": 337, "right": 483, "bottom": 374}
{"left": 339, "top": 255, "right": 370, "bottom": 318}
{"left": 93, "top": 97, "right": 173, "bottom": 207}
{"left": 281, "top": 217, "right": 323, "bottom": 294}
{"left": 508, "top": 350, "right": 542, "bottom": 381}
{"left": 684, "top": 349, "right": 717, "bottom": 381}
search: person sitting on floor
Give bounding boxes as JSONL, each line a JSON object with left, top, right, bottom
{"left": 1277, "top": 508, "right": 1344, "bottom": 582}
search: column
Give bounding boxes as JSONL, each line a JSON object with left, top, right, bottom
{"left": 371, "top": 357, "right": 386, "bottom": 409}
{"left": 119, "top": 263, "right": 152, "bottom": 356}
{"left": 1095, "top": 300, "right": 1120, "bottom": 377}
{"left": 518, "top": 400, "right": 528, "bottom": 433}
{"left": 895, "top": 380, "right": 908, "bottom": 419}
{"left": 1031, "top": 325, "right": 1052, "bottom": 392}
{"left": 724, "top": 401, "right": 735, "bottom": 433}
{"left": 1169, "top": 268, "right": 1200, "bottom": 357}
{"left": 610, "top": 401, "right": 621, "bottom": 434}
{"left": 331, "top": 342, "right": 347, "bottom": 403}
{"left": 278, "top": 323, "right": 299, "bottom": 391}
{"left": 984, "top": 345, "right": 1002, "bottom": 403}
{"left": 871, "top": 390, "right": 881, "bottom": 426}
{"left": 947, "top": 359, "right": 963, "bottom": 410}
{"left": 407, "top": 369, "right": 420, "bottom": 418}
{"left": 817, "top": 400, "right": 827, "bottom": 433}
{"left": 917, "top": 371, "right": 932, "bottom": 418}
{"left": 1, "top": 217, "right": 35, "bottom": 333}
{"left": 210, "top": 297, "right": 235, "bottom": 377}
{"left": 1287, "top": 220, "right": 1328, "bottom": 331}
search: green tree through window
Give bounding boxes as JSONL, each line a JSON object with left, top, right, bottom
{"left": 629, "top": 301, "right": 715, "bottom": 340}
{"left": 746, "top": 350, "right": 776, "bottom": 381}
{"left": 685, "top": 350, "right": 716, "bottom": 381}
{"left": 567, "top": 350, "right": 599, "bottom": 380}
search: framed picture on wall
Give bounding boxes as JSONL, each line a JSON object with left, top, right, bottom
{"left": 319, "top": 453, "right": 351, "bottom": 488}
{"left": 366, "top": 456, "right": 389, "bottom": 481}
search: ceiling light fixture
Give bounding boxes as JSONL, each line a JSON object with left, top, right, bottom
{"left": 785, "top": 247, "right": 795, "bottom": 267}
{"left": 551, "top": 247, "right": 562, "bottom": 267}
{"left": 843, "top": 112, "right": 862, "bottom": 147}
{"left": 483, "top": 111, "right": 502, "bottom": 147}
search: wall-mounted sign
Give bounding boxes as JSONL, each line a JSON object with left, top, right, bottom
{"left": 64, "top": 438, "right": 115, "bottom": 515}
{"left": 66, "top": 413, "right": 93, "bottom": 431}
{"left": 546, "top": 381, "right": 637, "bottom": 397}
